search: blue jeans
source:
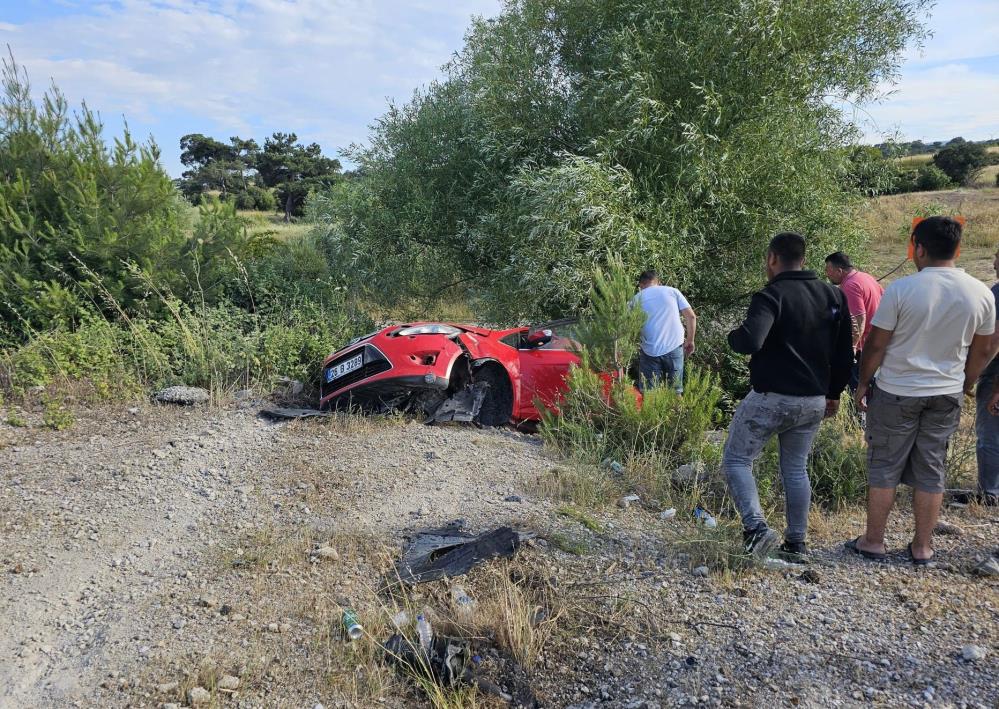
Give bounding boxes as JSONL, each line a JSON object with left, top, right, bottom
{"left": 638, "top": 346, "right": 684, "bottom": 393}
{"left": 976, "top": 375, "right": 999, "bottom": 496}
{"left": 722, "top": 390, "right": 825, "bottom": 543}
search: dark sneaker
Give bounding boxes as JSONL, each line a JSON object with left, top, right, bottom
{"left": 743, "top": 526, "right": 780, "bottom": 558}
{"left": 777, "top": 540, "right": 808, "bottom": 561}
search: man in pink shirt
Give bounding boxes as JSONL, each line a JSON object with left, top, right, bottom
{"left": 825, "top": 252, "right": 884, "bottom": 391}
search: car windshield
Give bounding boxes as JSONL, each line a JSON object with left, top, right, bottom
{"left": 525, "top": 319, "right": 581, "bottom": 351}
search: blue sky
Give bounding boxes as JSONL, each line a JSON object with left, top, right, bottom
{"left": 1, "top": 1, "right": 997, "bottom": 177}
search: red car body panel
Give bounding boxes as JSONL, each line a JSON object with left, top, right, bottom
{"left": 318, "top": 322, "right": 584, "bottom": 423}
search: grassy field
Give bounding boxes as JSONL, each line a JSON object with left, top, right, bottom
{"left": 895, "top": 146, "right": 999, "bottom": 188}
{"left": 241, "top": 209, "right": 313, "bottom": 241}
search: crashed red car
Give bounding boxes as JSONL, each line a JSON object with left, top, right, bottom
{"left": 319, "top": 320, "right": 585, "bottom": 425}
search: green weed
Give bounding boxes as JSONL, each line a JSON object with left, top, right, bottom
{"left": 42, "top": 399, "right": 74, "bottom": 431}
{"left": 557, "top": 505, "right": 604, "bottom": 533}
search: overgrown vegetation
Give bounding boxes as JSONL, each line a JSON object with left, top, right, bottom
{"left": 0, "top": 55, "right": 366, "bottom": 401}
{"left": 310, "top": 0, "right": 931, "bottom": 320}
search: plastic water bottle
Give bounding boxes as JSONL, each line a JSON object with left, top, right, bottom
{"left": 601, "top": 458, "right": 625, "bottom": 474}
{"left": 694, "top": 507, "right": 718, "bottom": 528}
{"left": 451, "top": 586, "right": 476, "bottom": 609}
{"left": 391, "top": 610, "right": 410, "bottom": 630}
{"left": 416, "top": 613, "right": 433, "bottom": 651}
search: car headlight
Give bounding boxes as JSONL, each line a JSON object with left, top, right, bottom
{"left": 396, "top": 324, "right": 461, "bottom": 337}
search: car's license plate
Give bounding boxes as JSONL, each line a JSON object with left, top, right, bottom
{"left": 326, "top": 353, "right": 363, "bottom": 383}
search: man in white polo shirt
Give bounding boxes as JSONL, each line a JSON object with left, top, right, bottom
{"left": 632, "top": 270, "right": 696, "bottom": 393}
{"left": 847, "top": 217, "right": 996, "bottom": 565}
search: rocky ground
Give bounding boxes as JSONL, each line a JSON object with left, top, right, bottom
{"left": 1, "top": 401, "right": 996, "bottom": 708}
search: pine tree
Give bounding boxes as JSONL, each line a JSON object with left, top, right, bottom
{"left": 573, "top": 255, "right": 645, "bottom": 377}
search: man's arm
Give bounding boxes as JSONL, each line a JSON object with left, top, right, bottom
{"left": 841, "top": 279, "right": 867, "bottom": 352}
{"left": 681, "top": 307, "right": 697, "bottom": 356}
{"left": 727, "top": 292, "right": 777, "bottom": 355}
{"left": 855, "top": 326, "right": 892, "bottom": 411}
{"left": 851, "top": 313, "right": 866, "bottom": 351}
{"left": 963, "top": 333, "right": 996, "bottom": 394}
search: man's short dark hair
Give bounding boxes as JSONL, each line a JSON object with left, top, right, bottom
{"left": 768, "top": 232, "right": 806, "bottom": 266}
{"left": 913, "top": 216, "right": 962, "bottom": 260}
{"left": 638, "top": 269, "right": 658, "bottom": 284}
{"left": 824, "top": 251, "right": 852, "bottom": 270}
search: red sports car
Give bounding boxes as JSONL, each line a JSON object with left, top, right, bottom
{"left": 319, "top": 320, "right": 584, "bottom": 425}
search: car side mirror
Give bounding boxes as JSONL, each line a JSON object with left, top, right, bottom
{"left": 525, "top": 329, "right": 553, "bottom": 348}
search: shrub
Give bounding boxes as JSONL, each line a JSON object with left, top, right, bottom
{"left": 540, "top": 353, "right": 724, "bottom": 491}
{"left": 932, "top": 140, "right": 988, "bottom": 185}
{"left": 572, "top": 254, "right": 645, "bottom": 376}
{"left": 0, "top": 298, "right": 371, "bottom": 400}
{"left": 754, "top": 408, "right": 867, "bottom": 512}
{"left": 914, "top": 164, "right": 952, "bottom": 191}
{"left": 0, "top": 57, "right": 257, "bottom": 339}
{"left": 233, "top": 186, "right": 277, "bottom": 212}
{"left": 42, "top": 399, "right": 75, "bottom": 430}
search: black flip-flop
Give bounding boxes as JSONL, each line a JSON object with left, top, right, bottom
{"left": 906, "top": 543, "right": 934, "bottom": 566}
{"left": 844, "top": 537, "right": 888, "bottom": 562}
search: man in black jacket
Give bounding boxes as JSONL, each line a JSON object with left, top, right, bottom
{"left": 723, "top": 233, "right": 853, "bottom": 558}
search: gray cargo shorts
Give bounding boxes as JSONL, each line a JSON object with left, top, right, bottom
{"left": 865, "top": 386, "right": 962, "bottom": 493}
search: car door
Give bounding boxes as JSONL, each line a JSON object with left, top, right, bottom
{"left": 516, "top": 328, "right": 581, "bottom": 420}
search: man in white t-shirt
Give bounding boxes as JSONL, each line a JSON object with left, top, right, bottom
{"left": 847, "top": 217, "right": 996, "bottom": 565}
{"left": 631, "top": 270, "right": 696, "bottom": 393}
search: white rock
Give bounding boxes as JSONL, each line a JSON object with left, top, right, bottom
{"left": 962, "top": 644, "right": 987, "bottom": 661}
{"left": 267, "top": 623, "right": 280, "bottom": 633}
{"left": 316, "top": 546, "right": 339, "bottom": 560}
{"left": 154, "top": 386, "right": 210, "bottom": 406}
{"left": 187, "top": 686, "right": 211, "bottom": 705}
{"left": 617, "top": 494, "right": 640, "bottom": 509}
{"left": 933, "top": 520, "right": 965, "bottom": 536}
{"left": 155, "top": 681, "right": 179, "bottom": 693}
{"left": 217, "top": 675, "right": 240, "bottom": 691}
{"left": 692, "top": 566, "right": 710, "bottom": 578}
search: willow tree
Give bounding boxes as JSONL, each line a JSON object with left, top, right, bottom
{"left": 313, "top": 0, "right": 931, "bottom": 320}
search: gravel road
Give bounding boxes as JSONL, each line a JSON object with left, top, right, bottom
{"left": 1, "top": 403, "right": 996, "bottom": 708}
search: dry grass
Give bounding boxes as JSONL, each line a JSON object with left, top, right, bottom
{"left": 241, "top": 209, "right": 313, "bottom": 241}
{"left": 859, "top": 186, "right": 999, "bottom": 283}
{"left": 895, "top": 152, "right": 933, "bottom": 168}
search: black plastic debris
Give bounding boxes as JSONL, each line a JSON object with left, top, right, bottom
{"left": 396, "top": 522, "right": 529, "bottom": 585}
{"left": 258, "top": 407, "right": 335, "bottom": 420}
{"left": 425, "top": 381, "right": 489, "bottom": 424}
{"left": 383, "top": 633, "right": 472, "bottom": 688}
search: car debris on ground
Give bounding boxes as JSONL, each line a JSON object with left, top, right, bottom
{"left": 395, "top": 521, "right": 532, "bottom": 585}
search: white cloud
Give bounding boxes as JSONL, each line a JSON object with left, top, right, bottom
{"left": 903, "top": 1, "right": 999, "bottom": 65}
{"left": 859, "top": 61, "right": 999, "bottom": 143}
{"left": 0, "top": 0, "right": 502, "bottom": 174}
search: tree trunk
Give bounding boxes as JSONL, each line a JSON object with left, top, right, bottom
{"left": 284, "top": 191, "right": 292, "bottom": 222}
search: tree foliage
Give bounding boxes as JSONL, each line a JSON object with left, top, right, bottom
{"left": 572, "top": 255, "right": 646, "bottom": 376}
{"left": 257, "top": 133, "right": 341, "bottom": 221}
{"left": 311, "top": 0, "right": 930, "bottom": 321}
{"left": 177, "top": 131, "right": 341, "bottom": 219}
{"left": 0, "top": 56, "right": 252, "bottom": 340}
{"left": 932, "top": 139, "right": 988, "bottom": 186}
{"left": 178, "top": 133, "right": 259, "bottom": 202}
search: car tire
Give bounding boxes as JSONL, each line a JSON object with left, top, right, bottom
{"left": 473, "top": 362, "right": 513, "bottom": 427}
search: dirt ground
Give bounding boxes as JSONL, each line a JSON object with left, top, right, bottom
{"left": 1, "top": 402, "right": 996, "bottom": 709}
